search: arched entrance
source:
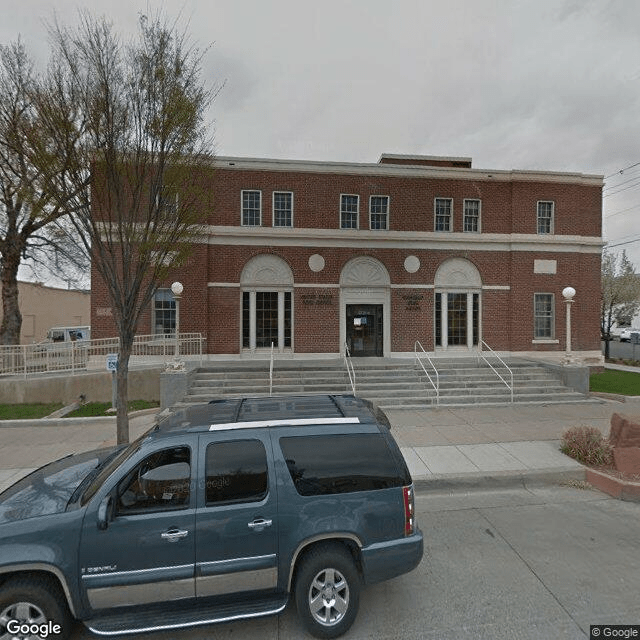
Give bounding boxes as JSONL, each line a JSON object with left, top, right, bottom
{"left": 240, "top": 255, "right": 294, "bottom": 353}
{"left": 340, "top": 257, "right": 390, "bottom": 357}
{"left": 434, "top": 258, "right": 482, "bottom": 351}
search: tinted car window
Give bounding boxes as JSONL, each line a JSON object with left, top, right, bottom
{"left": 279, "top": 433, "right": 409, "bottom": 496}
{"left": 206, "top": 440, "right": 268, "bottom": 505}
{"left": 116, "top": 447, "right": 191, "bottom": 514}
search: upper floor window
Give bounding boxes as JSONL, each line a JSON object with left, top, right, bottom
{"left": 340, "top": 194, "right": 359, "bottom": 229}
{"left": 273, "top": 191, "right": 293, "bottom": 227}
{"left": 369, "top": 196, "right": 389, "bottom": 230}
{"left": 537, "top": 201, "right": 554, "bottom": 234}
{"left": 434, "top": 198, "right": 452, "bottom": 232}
{"left": 242, "top": 190, "right": 262, "bottom": 226}
{"left": 463, "top": 199, "right": 481, "bottom": 232}
{"left": 534, "top": 293, "right": 554, "bottom": 339}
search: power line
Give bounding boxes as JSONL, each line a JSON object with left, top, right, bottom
{"left": 603, "top": 172, "right": 640, "bottom": 192}
{"left": 603, "top": 179, "right": 640, "bottom": 198}
{"left": 604, "top": 161, "right": 640, "bottom": 180}
{"left": 607, "top": 236, "right": 640, "bottom": 249}
{"left": 604, "top": 203, "right": 640, "bottom": 218}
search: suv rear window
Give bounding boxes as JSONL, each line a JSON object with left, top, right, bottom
{"left": 279, "top": 433, "right": 410, "bottom": 496}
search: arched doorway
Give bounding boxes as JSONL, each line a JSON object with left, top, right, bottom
{"left": 240, "top": 255, "right": 294, "bottom": 353}
{"left": 340, "top": 257, "right": 390, "bottom": 357}
{"left": 434, "top": 258, "right": 482, "bottom": 351}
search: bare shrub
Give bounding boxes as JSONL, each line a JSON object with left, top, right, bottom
{"left": 560, "top": 426, "right": 613, "bottom": 466}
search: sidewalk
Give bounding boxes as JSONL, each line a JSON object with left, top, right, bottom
{"left": 386, "top": 401, "right": 627, "bottom": 490}
{"left": 0, "top": 399, "right": 636, "bottom": 494}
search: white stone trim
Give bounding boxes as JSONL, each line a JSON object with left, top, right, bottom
{"left": 208, "top": 282, "right": 514, "bottom": 291}
{"left": 202, "top": 225, "right": 603, "bottom": 253}
{"left": 214, "top": 156, "right": 603, "bottom": 186}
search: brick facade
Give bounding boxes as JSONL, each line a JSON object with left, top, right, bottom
{"left": 91, "top": 154, "right": 604, "bottom": 363}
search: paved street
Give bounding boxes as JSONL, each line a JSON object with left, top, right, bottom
{"left": 67, "top": 484, "right": 639, "bottom": 640}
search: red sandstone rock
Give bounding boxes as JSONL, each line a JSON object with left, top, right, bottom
{"left": 613, "top": 447, "right": 640, "bottom": 475}
{"left": 609, "top": 413, "right": 640, "bottom": 448}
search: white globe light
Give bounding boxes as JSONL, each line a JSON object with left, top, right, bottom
{"left": 171, "top": 281, "right": 184, "bottom": 296}
{"left": 562, "top": 286, "right": 576, "bottom": 300}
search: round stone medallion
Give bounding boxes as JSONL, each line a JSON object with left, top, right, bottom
{"left": 404, "top": 255, "right": 420, "bottom": 273}
{"left": 308, "top": 254, "right": 325, "bottom": 272}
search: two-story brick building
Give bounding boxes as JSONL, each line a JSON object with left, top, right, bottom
{"left": 91, "top": 153, "right": 604, "bottom": 363}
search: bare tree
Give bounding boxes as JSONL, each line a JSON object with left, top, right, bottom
{"left": 0, "top": 41, "right": 88, "bottom": 345}
{"left": 34, "top": 12, "right": 216, "bottom": 443}
{"left": 601, "top": 249, "right": 640, "bottom": 359}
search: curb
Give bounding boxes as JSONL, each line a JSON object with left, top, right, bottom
{"left": 413, "top": 467, "right": 587, "bottom": 493}
{"left": 585, "top": 468, "right": 640, "bottom": 502}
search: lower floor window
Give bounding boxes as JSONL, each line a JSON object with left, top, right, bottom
{"left": 153, "top": 289, "right": 176, "bottom": 335}
{"left": 534, "top": 293, "right": 554, "bottom": 339}
{"left": 242, "top": 290, "right": 292, "bottom": 349}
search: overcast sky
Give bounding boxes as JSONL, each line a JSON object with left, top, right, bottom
{"left": 2, "top": 0, "right": 640, "bottom": 276}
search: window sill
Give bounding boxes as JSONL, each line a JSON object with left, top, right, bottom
{"left": 532, "top": 339, "right": 559, "bottom": 344}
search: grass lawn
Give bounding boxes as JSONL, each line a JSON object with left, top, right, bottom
{"left": 0, "top": 403, "right": 64, "bottom": 419}
{"left": 0, "top": 400, "right": 158, "bottom": 420}
{"left": 65, "top": 400, "right": 159, "bottom": 418}
{"left": 590, "top": 369, "right": 640, "bottom": 396}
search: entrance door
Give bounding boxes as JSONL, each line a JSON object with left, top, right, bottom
{"left": 435, "top": 292, "right": 480, "bottom": 349}
{"left": 346, "top": 304, "right": 383, "bottom": 357}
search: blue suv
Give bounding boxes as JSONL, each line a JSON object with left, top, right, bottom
{"left": 0, "top": 395, "right": 423, "bottom": 639}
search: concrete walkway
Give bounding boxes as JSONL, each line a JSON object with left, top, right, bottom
{"left": 387, "top": 401, "right": 626, "bottom": 489}
{"left": 0, "top": 399, "right": 636, "bottom": 494}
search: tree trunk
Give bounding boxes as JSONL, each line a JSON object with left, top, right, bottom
{"left": 116, "top": 341, "right": 131, "bottom": 444}
{"left": 0, "top": 242, "right": 23, "bottom": 345}
{"left": 604, "top": 337, "right": 610, "bottom": 360}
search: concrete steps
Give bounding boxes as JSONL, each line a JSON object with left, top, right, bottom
{"left": 182, "top": 357, "right": 595, "bottom": 409}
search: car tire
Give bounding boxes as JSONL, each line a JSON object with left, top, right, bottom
{"left": 294, "top": 544, "right": 360, "bottom": 639}
{"left": 0, "top": 575, "right": 72, "bottom": 640}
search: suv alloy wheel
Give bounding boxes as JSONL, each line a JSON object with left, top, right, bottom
{"left": 295, "top": 545, "right": 361, "bottom": 639}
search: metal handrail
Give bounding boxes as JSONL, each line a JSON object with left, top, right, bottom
{"left": 269, "top": 342, "right": 275, "bottom": 397}
{"left": 480, "top": 340, "right": 514, "bottom": 403}
{"left": 344, "top": 342, "right": 356, "bottom": 395}
{"left": 414, "top": 341, "right": 439, "bottom": 406}
{"left": 0, "top": 332, "right": 205, "bottom": 378}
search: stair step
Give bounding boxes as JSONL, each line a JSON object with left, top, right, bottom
{"left": 179, "top": 358, "right": 591, "bottom": 409}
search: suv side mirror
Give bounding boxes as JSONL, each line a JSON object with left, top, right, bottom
{"left": 97, "top": 495, "right": 113, "bottom": 530}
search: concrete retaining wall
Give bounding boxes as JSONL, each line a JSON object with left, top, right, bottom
{"left": 0, "top": 367, "right": 162, "bottom": 405}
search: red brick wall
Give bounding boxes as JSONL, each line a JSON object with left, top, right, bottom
{"left": 91, "top": 158, "right": 602, "bottom": 356}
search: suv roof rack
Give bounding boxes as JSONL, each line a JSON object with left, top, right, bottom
{"left": 157, "top": 394, "right": 377, "bottom": 433}
{"left": 209, "top": 417, "right": 361, "bottom": 431}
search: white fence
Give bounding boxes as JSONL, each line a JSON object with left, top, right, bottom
{"left": 0, "top": 333, "right": 205, "bottom": 378}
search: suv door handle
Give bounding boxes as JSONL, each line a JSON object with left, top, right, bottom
{"left": 248, "top": 518, "right": 273, "bottom": 531}
{"left": 161, "top": 528, "right": 189, "bottom": 542}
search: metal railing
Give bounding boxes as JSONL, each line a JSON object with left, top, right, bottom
{"left": 0, "top": 333, "right": 205, "bottom": 378}
{"left": 479, "top": 340, "right": 514, "bottom": 403}
{"left": 269, "top": 342, "right": 275, "bottom": 397}
{"left": 414, "top": 341, "right": 440, "bottom": 406}
{"left": 344, "top": 342, "right": 356, "bottom": 395}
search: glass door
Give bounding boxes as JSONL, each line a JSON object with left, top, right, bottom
{"left": 346, "top": 305, "right": 383, "bottom": 357}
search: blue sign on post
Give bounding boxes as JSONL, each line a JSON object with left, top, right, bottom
{"left": 106, "top": 354, "right": 119, "bottom": 371}
{"left": 106, "top": 354, "right": 119, "bottom": 410}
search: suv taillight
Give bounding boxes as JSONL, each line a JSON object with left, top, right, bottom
{"left": 403, "top": 485, "right": 415, "bottom": 536}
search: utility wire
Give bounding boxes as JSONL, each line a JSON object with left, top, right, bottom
{"left": 604, "top": 203, "right": 640, "bottom": 218}
{"left": 603, "top": 180, "right": 640, "bottom": 198}
{"left": 607, "top": 236, "right": 640, "bottom": 249}
{"left": 604, "top": 162, "right": 640, "bottom": 180}
{"left": 603, "top": 172, "right": 640, "bottom": 191}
